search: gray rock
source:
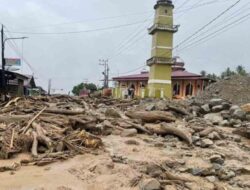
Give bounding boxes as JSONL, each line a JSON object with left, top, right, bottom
{"left": 246, "top": 114, "right": 250, "bottom": 121}
{"left": 206, "top": 176, "right": 217, "bottom": 183}
{"left": 233, "top": 109, "right": 246, "bottom": 120}
{"left": 222, "top": 102, "right": 231, "bottom": 110}
{"left": 209, "top": 155, "right": 224, "bottom": 165}
{"left": 200, "top": 138, "right": 214, "bottom": 148}
{"left": 146, "top": 164, "right": 163, "bottom": 178}
{"left": 213, "top": 163, "right": 223, "bottom": 171}
{"left": 146, "top": 104, "right": 156, "bottom": 111}
{"left": 221, "top": 110, "right": 231, "bottom": 119}
{"left": 121, "top": 129, "right": 138, "bottom": 137}
{"left": 209, "top": 99, "right": 224, "bottom": 107}
{"left": 218, "top": 170, "right": 236, "bottom": 180}
{"left": 204, "top": 113, "right": 223, "bottom": 125}
{"left": 220, "top": 120, "right": 230, "bottom": 127}
{"left": 212, "top": 105, "right": 224, "bottom": 112}
{"left": 189, "top": 168, "right": 204, "bottom": 176}
{"left": 192, "top": 135, "right": 200, "bottom": 143}
{"left": 139, "top": 178, "right": 161, "bottom": 190}
{"left": 201, "top": 104, "right": 210, "bottom": 114}
{"left": 229, "top": 119, "right": 242, "bottom": 126}
{"left": 230, "top": 105, "right": 240, "bottom": 114}
{"left": 208, "top": 132, "right": 221, "bottom": 140}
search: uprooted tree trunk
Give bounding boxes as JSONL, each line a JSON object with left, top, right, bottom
{"left": 125, "top": 111, "right": 176, "bottom": 123}
{"left": 145, "top": 123, "right": 192, "bottom": 145}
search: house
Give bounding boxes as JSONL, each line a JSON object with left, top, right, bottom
{"left": 0, "top": 70, "right": 29, "bottom": 97}
{"left": 113, "top": 57, "right": 213, "bottom": 99}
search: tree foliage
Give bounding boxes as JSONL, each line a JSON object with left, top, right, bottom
{"left": 72, "top": 83, "right": 97, "bottom": 96}
{"left": 201, "top": 65, "right": 248, "bottom": 81}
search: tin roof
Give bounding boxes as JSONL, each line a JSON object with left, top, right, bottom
{"left": 113, "top": 70, "right": 204, "bottom": 81}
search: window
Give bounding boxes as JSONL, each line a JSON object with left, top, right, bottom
{"left": 165, "top": 9, "right": 168, "bottom": 14}
{"left": 185, "top": 83, "right": 193, "bottom": 96}
{"left": 173, "top": 83, "right": 181, "bottom": 95}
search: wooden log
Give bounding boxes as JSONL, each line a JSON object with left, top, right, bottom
{"left": 145, "top": 123, "right": 192, "bottom": 145}
{"left": 125, "top": 111, "right": 176, "bottom": 123}
{"left": 199, "top": 127, "right": 215, "bottom": 137}
{"left": 31, "top": 131, "right": 38, "bottom": 157}
{"left": 22, "top": 107, "right": 47, "bottom": 134}
{"left": 122, "top": 120, "right": 152, "bottom": 135}
{"left": 4, "top": 97, "right": 21, "bottom": 108}
{"left": 0, "top": 115, "right": 32, "bottom": 124}
{"left": 167, "top": 105, "right": 190, "bottom": 116}
{"left": 32, "top": 122, "right": 52, "bottom": 149}
{"left": 45, "top": 108, "right": 85, "bottom": 115}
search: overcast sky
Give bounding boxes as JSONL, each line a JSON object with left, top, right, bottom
{"left": 0, "top": 0, "right": 249, "bottom": 94}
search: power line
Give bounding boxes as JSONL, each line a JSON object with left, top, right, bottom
{"left": 6, "top": 19, "right": 151, "bottom": 35}
{"left": 174, "top": 0, "right": 241, "bottom": 49}
{"left": 178, "top": 11, "right": 250, "bottom": 52}
{"left": 178, "top": 1, "right": 250, "bottom": 48}
{"left": 14, "top": 11, "right": 153, "bottom": 30}
{"left": 175, "top": 0, "right": 192, "bottom": 11}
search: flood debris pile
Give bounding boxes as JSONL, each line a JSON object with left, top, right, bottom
{"left": 0, "top": 95, "right": 249, "bottom": 189}
{"left": 0, "top": 96, "right": 105, "bottom": 167}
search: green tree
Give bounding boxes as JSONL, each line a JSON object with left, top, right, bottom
{"left": 221, "top": 67, "right": 236, "bottom": 79}
{"left": 72, "top": 83, "right": 97, "bottom": 95}
{"left": 200, "top": 70, "right": 207, "bottom": 77}
{"left": 236, "top": 65, "right": 247, "bottom": 76}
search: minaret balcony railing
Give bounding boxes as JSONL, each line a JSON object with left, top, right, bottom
{"left": 148, "top": 24, "right": 179, "bottom": 34}
{"left": 147, "top": 57, "right": 174, "bottom": 66}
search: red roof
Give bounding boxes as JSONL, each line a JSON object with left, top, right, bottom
{"left": 113, "top": 70, "right": 205, "bottom": 81}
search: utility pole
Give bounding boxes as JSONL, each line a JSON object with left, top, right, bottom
{"left": 48, "top": 78, "right": 52, "bottom": 95}
{"left": 1, "top": 24, "right": 6, "bottom": 100}
{"left": 99, "top": 59, "right": 109, "bottom": 88}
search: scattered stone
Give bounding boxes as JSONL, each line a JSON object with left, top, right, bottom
{"left": 232, "top": 109, "right": 246, "bottom": 120}
{"left": 218, "top": 170, "right": 236, "bottom": 180}
{"left": 246, "top": 114, "right": 250, "bottom": 121}
{"left": 220, "top": 120, "right": 229, "bottom": 127}
{"left": 146, "top": 104, "right": 156, "bottom": 111}
{"left": 146, "top": 164, "right": 163, "bottom": 178}
{"left": 124, "top": 139, "right": 140, "bottom": 145}
{"left": 200, "top": 138, "right": 214, "bottom": 148}
{"left": 209, "top": 155, "right": 224, "bottom": 165}
{"left": 201, "top": 104, "right": 210, "bottom": 114}
{"left": 209, "top": 99, "right": 224, "bottom": 107}
{"left": 230, "top": 105, "right": 240, "bottom": 114}
{"left": 192, "top": 135, "right": 200, "bottom": 143}
{"left": 220, "top": 110, "right": 231, "bottom": 120}
{"left": 164, "top": 185, "right": 176, "bottom": 190}
{"left": 206, "top": 176, "right": 217, "bottom": 183}
{"left": 212, "top": 105, "right": 224, "bottom": 112}
{"left": 121, "top": 129, "right": 138, "bottom": 137}
{"left": 208, "top": 131, "right": 221, "bottom": 140}
{"left": 139, "top": 178, "right": 161, "bottom": 190}
{"left": 204, "top": 113, "right": 223, "bottom": 125}
{"left": 221, "top": 102, "right": 231, "bottom": 110}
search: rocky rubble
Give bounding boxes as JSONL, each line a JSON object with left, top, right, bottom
{"left": 0, "top": 95, "right": 249, "bottom": 190}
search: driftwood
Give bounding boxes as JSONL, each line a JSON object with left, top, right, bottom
{"left": 31, "top": 131, "right": 38, "bottom": 157}
{"left": 122, "top": 120, "right": 152, "bottom": 135}
{"left": 125, "top": 111, "right": 176, "bottom": 123}
{"left": 0, "top": 115, "right": 32, "bottom": 124}
{"left": 4, "top": 97, "right": 21, "bottom": 108}
{"left": 199, "top": 127, "right": 216, "bottom": 137}
{"left": 32, "top": 122, "right": 52, "bottom": 149}
{"left": 45, "top": 108, "right": 85, "bottom": 115}
{"left": 145, "top": 123, "right": 192, "bottom": 145}
{"left": 167, "top": 105, "right": 190, "bottom": 116}
{"left": 22, "top": 107, "right": 47, "bottom": 134}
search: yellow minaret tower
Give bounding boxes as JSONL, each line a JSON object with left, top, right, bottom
{"left": 147, "top": 0, "right": 178, "bottom": 98}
